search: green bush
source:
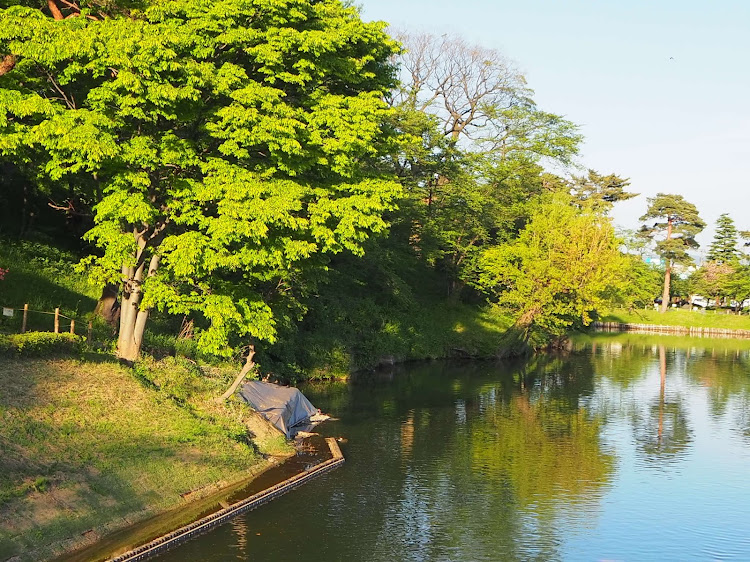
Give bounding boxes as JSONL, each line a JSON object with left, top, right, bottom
{"left": 0, "top": 332, "right": 85, "bottom": 357}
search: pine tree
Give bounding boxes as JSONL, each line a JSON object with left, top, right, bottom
{"left": 570, "top": 169, "right": 637, "bottom": 214}
{"left": 706, "top": 213, "right": 739, "bottom": 264}
{"left": 639, "top": 193, "right": 705, "bottom": 313}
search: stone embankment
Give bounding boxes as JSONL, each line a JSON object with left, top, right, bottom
{"left": 592, "top": 321, "right": 750, "bottom": 339}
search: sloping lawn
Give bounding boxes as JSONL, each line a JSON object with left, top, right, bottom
{"left": 0, "top": 356, "right": 286, "bottom": 561}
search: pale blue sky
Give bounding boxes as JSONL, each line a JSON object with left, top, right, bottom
{"left": 358, "top": 0, "right": 750, "bottom": 248}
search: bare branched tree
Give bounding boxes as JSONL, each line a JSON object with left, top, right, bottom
{"left": 390, "top": 32, "right": 531, "bottom": 142}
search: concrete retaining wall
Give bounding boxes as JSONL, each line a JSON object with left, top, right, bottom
{"left": 109, "top": 437, "right": 344, "bottom": 562}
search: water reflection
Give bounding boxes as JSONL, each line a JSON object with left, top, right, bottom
{"left": 631, "top": 345, "right": 692, "bottom": 465}
{"left": 153, "top": 336, "right": 750, "bottom": 561}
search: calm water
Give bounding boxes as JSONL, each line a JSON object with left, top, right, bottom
{"left": 156, "top": 334, "right": 750, "bottom": 561}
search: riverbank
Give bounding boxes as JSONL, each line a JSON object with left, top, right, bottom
{"left": 601, "top": 308, "right": 750, "bottom": 330}
{"left": 0, "top": 237, "right": 517, "bottom": 559}
{"left": 68, "top": 437, "right": 343, "bottom": 562}
{"left": 592, "top": 321, "right": 750, "bottom": 339}
{"left": 0, "top": 356, "right": 292, "bottom": 562}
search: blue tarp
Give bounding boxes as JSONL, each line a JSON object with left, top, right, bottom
{"left": 239, "top": 381, "right": 318, "bottom": 438}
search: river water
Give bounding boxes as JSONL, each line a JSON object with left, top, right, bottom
{"left": 154, "top": 334, "right": 750, "bottom": 561}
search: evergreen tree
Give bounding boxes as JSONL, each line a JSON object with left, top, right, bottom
{"left": 639, "top": 194, "right": 705, "bottom": 313}
{"left": 570, "top": 169, "right": 637, "bottom": 214}
{"left": 706, "top": 213, "right": 739, "bottom": 264}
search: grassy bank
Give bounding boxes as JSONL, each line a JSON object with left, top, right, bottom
{"left": 287, "top": 302, "right": 513, "bottom": 380}
{"left": 0, "top": 354, "right": 290, "bottom": 562}
{"left": 600, "top": 308, "right": 750, "bottom": 331}
{"left": 0, "top": 236, "right": 513, "bottom": 378}
{"left": 572, "top": 331, "right": 750, "bottom": 353}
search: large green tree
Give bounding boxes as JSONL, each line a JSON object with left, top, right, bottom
{"left": 476, "top": 195, "right": 625, "bottom": 355}
{"left": 639, "top": 193, "right": 705, "bottom": 313}
{"left": 0, "top": 0, "right": 401, "bottom": 362}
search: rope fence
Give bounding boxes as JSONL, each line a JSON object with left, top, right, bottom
{"left": 1, "top": 303, "right": 93, "bottom": 340}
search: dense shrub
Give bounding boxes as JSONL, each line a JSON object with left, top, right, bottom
{"left": 0, "top": 332, "right": 85, "bottom": 357}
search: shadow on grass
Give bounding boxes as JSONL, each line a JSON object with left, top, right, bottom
{"left": 0, "top": 269, "right": 97, "bottom": 335}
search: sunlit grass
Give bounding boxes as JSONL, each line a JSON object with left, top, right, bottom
{"left": 0, "top": 239, "right": 97, "bottom": 334}
{"left": 601, "top": 308, "right": 750, "bottom": 330}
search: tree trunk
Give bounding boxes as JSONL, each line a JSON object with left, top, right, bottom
{"left": 117, "top": 247, "right": 160, "bottom": 364}
{"left": 497, "top": 308, "right": 538, "bottom": 358}
{"left": 660, "top": 217, "right": 673, "bottom": 314}
{"left": 93, "top": 283, "right": 120, "bottom": 327}
{"left": 216, "top": 346, "right": 256, "bottom": 403}
{"left": 660, "top": 262, "right": 672, "bottom": 313}
{"left": 0, "top": 55, "right": 16, "bottom": 77}
{"left": 47, "top": 0, "right": 65, "bottom": 21}
{"left": 47, "top": 0, "right": 64, "bottom": 20}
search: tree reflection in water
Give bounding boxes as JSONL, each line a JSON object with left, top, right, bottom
{"left": 628, "top": 345, "right": 692, "bottom": 464}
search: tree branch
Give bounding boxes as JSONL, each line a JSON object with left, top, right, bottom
{"left": 57, "top": 0, "right": 80, "bottom": 11}
{"left": 47, "top": 0, "right": 64, "bottom": 20}
{"left": 0, "top": 55, "right": 16, "bottom": 77}
{"left": 216, "top": 345, "right": 256, "bottom": 402}
{"left": 48, "top": 199, "right": 90, "bottom": 216}
{"left": 43, "top": 68, "right": 76, "bottom": 109}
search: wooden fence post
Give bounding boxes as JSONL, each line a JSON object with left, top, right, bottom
{"left": 54, "top": 308, "right": 60, "bottom": 333}
{"left": 70, "top": 319, "right": 75, "bottom": 335}
{"left": 87, "top": 320, "right": 93, "bottom": 342}
{"left": 21, "top": 303, "right": 28, "bottom": 334}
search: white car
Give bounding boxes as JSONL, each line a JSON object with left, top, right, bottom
{"left": 690, "top": 295, "right": 709, "bottom": 308}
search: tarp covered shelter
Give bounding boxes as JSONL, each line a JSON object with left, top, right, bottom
{"left": 239, "top": 381, "right": 318, "bottom": 438}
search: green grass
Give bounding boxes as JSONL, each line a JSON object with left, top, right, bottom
{"left": 0, "top": 238, "right": 182, "bottom": 344}
{"left": 0, "top": 332, "right": 85, "bottom": 357}
{"left": 601, "top": 308, "right": 750, "bottom": 331}
{"left": 0, "top": 237, "right": 515, "bottom": 379}
{"left": 284, "top": 302, "right": 513, "bottom": 380}
{"left": 0, "top": 355, "right": 291, "bottom": 562}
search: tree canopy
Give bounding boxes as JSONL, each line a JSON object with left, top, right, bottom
{"left": 0, "top": 0, "right": 402, "bottom": 361}
{"left": 570, "top": 169, "right": 636, "bottom": 214}
{"left": 476, "top": 195, "right": 625, "bottom": 353}
{"left": 0, "top": 6, "right": 664, "bottom": 368}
